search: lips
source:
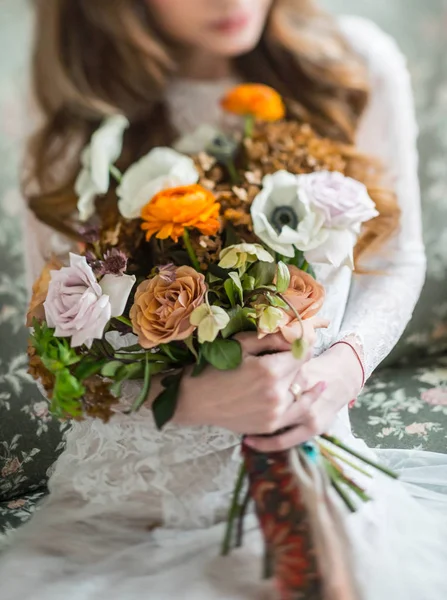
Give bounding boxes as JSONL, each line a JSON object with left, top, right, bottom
{"left": 209, "top": 12, "right": 251, "bottom": 34}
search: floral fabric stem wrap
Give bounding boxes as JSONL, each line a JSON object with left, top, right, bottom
{"left": 242, "top": 444, "right": 360, "bottom": 600}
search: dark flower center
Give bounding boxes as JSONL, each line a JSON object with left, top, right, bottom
{"left": 271, "top": 206, "right": 299, "bottom": 233}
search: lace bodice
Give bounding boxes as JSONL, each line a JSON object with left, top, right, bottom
{"left": 23, "top": 17, "right": 425, "bottom": 527}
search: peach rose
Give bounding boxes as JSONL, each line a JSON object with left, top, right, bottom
{"left": 278, "top": 266, "right": 327, "bottom": 344}
{"left": 257, "top": 266, "right": 327, "bottom": 343}
{"left": 26, "top": 256, "right": 63, "bottom": 327}
{"left": 130, "top": 265, "right": 207, "bottom": 349}
{"left": 283, "top": 265, "right": 325, "bottom": 320}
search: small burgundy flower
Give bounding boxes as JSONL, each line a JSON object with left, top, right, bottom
{"left": 103, "top": 249, "right": 128, "bottom": 276}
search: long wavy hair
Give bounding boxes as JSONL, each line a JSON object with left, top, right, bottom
{"left": 26, "top": 0, "right": 399, "bottom": 263}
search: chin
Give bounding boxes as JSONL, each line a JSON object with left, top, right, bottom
{"left": 208, "top": 30, "right": 264, "bottom": 58}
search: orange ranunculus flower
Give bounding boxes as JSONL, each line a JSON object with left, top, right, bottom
{"left": 26, "top": 256, "right": 64, "bottom": 327}
{"left": 130, "top": 264, "right": 207, "bottom": 349}
{"left": 221, "top": 84, "right": 286, "bottom": 121}
{"left": 140, "top": 184, "right": 221, "bottom": 243}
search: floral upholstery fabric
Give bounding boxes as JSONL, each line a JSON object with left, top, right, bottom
{"left": 0, "top": 0, "right": 446, "bottom": 534}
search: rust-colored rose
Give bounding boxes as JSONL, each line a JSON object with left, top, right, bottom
{"left": 283, "top": 266, "right": 325, "bottom": 320}
{"left": 26, "top": 256, "right": 63, "bottom": 327}
{"left": 130, "top": 265, "right": 207, "bottom": 349}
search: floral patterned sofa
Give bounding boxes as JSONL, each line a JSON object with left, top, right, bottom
{"left": 1, "top": 0, "right": 447, "bottom": 538}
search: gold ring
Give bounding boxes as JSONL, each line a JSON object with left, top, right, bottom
{"left": 290, "top": 383, "right": 302, "bottom": 400}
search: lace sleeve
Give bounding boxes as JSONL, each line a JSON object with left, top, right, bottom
{"left": 334, "top": 17, "right": 426, "bottom": 379}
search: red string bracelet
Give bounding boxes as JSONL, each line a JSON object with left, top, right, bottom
{"left": 331, "top": 340, "right": 365, "bottom": 408}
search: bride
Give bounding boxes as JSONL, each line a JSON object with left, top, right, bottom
{"left": 2, "top": 0, "right": 447, "bottom": 598}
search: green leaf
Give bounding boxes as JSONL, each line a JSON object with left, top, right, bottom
{"left": 113, "top": 343, "right": 143, "bottom": 353}
{"left": 288, "top": 248, "right": 304, "bottom": 268}
{"left": 159, "top": 344, "right": 190, "bottom": 363}
{"left": 306, "top": 263, "right": 316, "bottom": 279}
{"left": 241, "top": 275, "right": 256, "bottom": 292}
{"left": 229, "top": 272, "right": 244, "bottom": 304}
{"left": 122, "top": 362, "right": 145, "bottom": 380}
{"left": 202, "top": 339, "right": 242, "bottom": 371}
{"left": 192, "top": 350, "right": 208, "bottom": 377}
{"left": 292, "top": 338, "right": 309, "bottom": 360}
{"left": 276, "top": 261, "right": 290, "bottom": 293}
{"left": 208, "top": 263, "right": 231, "bottom": 281}
{"left": 129, "top": 355, "right": 152, "bottom": 413}
{"left": 110, "top": 380, "right": 124, "bottom": 398}
{"left": 75, "top": 359, "right": 106, "bottom": 381}
{"left": 101, "top": 360, "right": 124, "bottom": 378}
{"left": 221, "top": 307, "right": 257, "bottom": 338}
{"left": 152, "top": 372, "right": 183, "bottom": 430}
{"left": 248, "top": 261, "right": 276, "bottom": 287}
{"left": 184, "top": 335, "right": 199, "bottom": 360}
{"left": 224, "top": 278, "right": 236, "bottom": 307}
{"left": 266, "top": 294, "right": 288, "bottom": 309}
{"left": 54, "top": 369, "right": 85, "bottom": 400}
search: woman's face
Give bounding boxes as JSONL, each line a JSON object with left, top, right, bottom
{"left": 147, "top": 0, "right": 273, "bottom": 57}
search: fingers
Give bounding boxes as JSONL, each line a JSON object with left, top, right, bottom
{"left": 235, "top": 331, "right": 291, "bottom": 357}
{"left": 275, "top": 381, "right": 326, "bottom": 430}
{"left": 244, "top": 423, "right": 316, "bottom": 453}
{"left": 244, "top": 381, "right": 327, "bottom": 450}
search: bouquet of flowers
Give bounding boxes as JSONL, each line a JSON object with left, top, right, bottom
{"left": 27, "top": 84, "right": 395, "bottom": 599}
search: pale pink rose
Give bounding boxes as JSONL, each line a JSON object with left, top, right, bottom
{"left": 405, "top": 423, "right": 429, "bottom": 435}
{"left": 297, "top": 171, "right": 378, "bottom": 268}
{"left": 297, "top": 171, "right": 378, "bottom": 230}
{"left": 33, "top": 401, "right": 49, "bottom": 419}
{"left": 2, "top": 457, "right": 21, "bottom": 477}
{"left": 44, "top": 253, "right": 135, "bottom": 348}
{"left": 7, "top": 499, "right": 26, "bottom": 510}
{"left": 422, "top": 388, "right": 447, "bottom": 406}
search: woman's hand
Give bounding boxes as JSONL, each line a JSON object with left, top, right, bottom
{"left": 244, "top": 342, "right": 364, "bottom": 452}
{"left": 173, "top": 331, "right": 309, "bottom": 435}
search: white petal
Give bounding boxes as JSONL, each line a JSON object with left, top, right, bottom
{"left": 99, "top": 273, "right": 136, "bottom": 317}
{"left": 117, "top": 147, "right": 199, "bottom": 219}
{"left": 305, "top": 229, "right": 357, "bottom": 268}
{"left": 105, "top": 331, "right": 139, "bottom": 350}
{"left": 75, "top": 169, "right": 98, "bottom": 222}
{"left": 90, "top": 115, "right": 129, "bottom": 193}
{"left": 190, "top": 304, "right": 210, "bottom": 326}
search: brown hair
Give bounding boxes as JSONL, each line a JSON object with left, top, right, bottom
{"left": 26, "top": 0, "right": 399, "bottom": 262}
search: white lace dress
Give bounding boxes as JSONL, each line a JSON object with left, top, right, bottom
{"left": 2, "top": 17, "right": 447, "bottom": 600}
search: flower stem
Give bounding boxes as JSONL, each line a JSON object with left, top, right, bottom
{"left": 321, "top": 434, "right": 399, "bottom": 479}
{"left": 221, "top": 461, "right": 246, "bottom": 556}
{"left": 244, "top": 115, "right": 255, "bottom": 139}
{"left": 226, "top": 160, "right": 240, "bottom": 185}
{"left": 182, "top": 229, "right": 201, "bottom": 272}
{"left": 109, "top": 164, "right": 123, "bottom": 184}
{"left": 301, "top": 260, "right": 309, "bottom": 273}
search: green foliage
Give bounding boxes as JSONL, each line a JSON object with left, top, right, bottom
{"left": 275, "top": 261, "right": 290, "bottom": 293}
{"left": 152, "top": 372, "right": 183, "bottom": 430}
{"left": 31, "top": 320, "right": 81, "bottom": 373}
{"left": 247, "top": 261, "right": 276, "bottom": 288}
{"left": 202, "top": 338, "right": 242, "bottom": 371}
{"left": 221, "top": 307, "right": 256, "bottom": 338}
